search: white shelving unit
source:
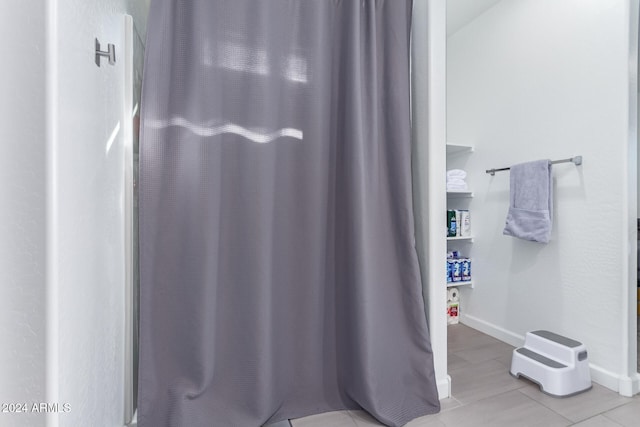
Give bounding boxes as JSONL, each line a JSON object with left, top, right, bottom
{"left": 446, "top": 143, "right": 474, "bottom": 155}
{"left": 446, "top": 143, "right": 474, "bottom": 292}
{"left": 447, "top": 281, "right": 473, "bottom": 289}
{"left": 447, "top": 190, "right": 474, "bottom": 198}
{"left": 447, "top": 236, "right": 474, "bottom": 242}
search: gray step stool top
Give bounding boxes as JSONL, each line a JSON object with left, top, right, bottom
{"left": 530, "top": 330, "right": 582, "bottom": 348}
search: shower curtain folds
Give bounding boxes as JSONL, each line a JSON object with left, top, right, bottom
{"left": 138, "top": 1, "right": 440, "bottom": 426}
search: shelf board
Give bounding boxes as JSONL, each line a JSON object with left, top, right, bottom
{"left": 447, "top": 236, "right": 474, "bottom": 242}
{"left": 447, "top": 281, "right": 473, "bottom": 288}
{"left": 447, "top": 190, "right": 474, "bottom": 197}
{"left": 446, "top": 143, "right": 474, "bottom": 155}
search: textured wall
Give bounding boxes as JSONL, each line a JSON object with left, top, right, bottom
{"left": 0, "top": 1, "right": 48, "bottom": 426}
{"left": 447, "top": 0, "right": 634, "bottom": 391}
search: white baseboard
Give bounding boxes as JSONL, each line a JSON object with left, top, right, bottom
{"left": 589, "top": 364, "right": 623, "bottom": 393}
{"left": 437, "top": 375, "right": 451, "bottom": 399}
{"left": 459, "top": 313, "right": 525, "bottom": 347}
{"left": 459, "top": 313, "right": 638, "bottom": 396}
{"left": 125, "top": 409, "right": 137, "bottom": 427}
{"left": 617, "top": 372, "right": 640, "bottom": 397}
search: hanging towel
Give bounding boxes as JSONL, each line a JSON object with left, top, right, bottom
{"left": 503, "top": 159, "right": 553, "bottom": 243}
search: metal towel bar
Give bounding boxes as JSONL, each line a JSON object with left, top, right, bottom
{"left": 486, "top": 156, "right": 582, "bottom": 176}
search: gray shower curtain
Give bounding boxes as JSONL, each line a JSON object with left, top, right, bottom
{"left": 138, "top": 1, "right": 440, "bottom": 426}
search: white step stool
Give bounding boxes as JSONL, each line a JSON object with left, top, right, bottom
{"left": 510, "top": 330, "right": 591, "bottom": 397}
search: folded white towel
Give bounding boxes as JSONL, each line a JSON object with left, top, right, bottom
{"left": 447, "top": 182, "right": 468, "bottom": 191}
{"left": 447, "top": 169, "right": 467, "bottom": 179}
{"left": 446, "top": 178, "right": 467, "bottom": 186}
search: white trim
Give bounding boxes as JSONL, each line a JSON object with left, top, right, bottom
{"left": 123, "top": 15, "right": 136, "bottom": 426}
{"left": 437, "top": 375, "right": 452, "bottom": 400}
{"left": 411, "top": 0, "right": 450, "bottom": 400}
{"left": 589, "top": 365, "right": 622, "bottom": 393}
{"left": 125, "top": 409, "right": 137, "bottom": 427}
{"left": 618, "top": 373, "right": 640, "bottom": 397}
{"left": 45, "top": 1, "right": 60, "bottom": 426}
{"left": 425, "top": 0, "right": 448, "bottom": 399}
{"left": 626, "top": 0, "right": 639, "bottom": 394}
{"left": 460, "top": 313, "right": 525, "bottom": 348}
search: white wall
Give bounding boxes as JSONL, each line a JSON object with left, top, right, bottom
{"left": 0, "top": 1, "right": 48, "bottom": 426}
{"left": 446, "top": 0, "right": 501, "bottom": 36}
{"left": 1, "top": 1, "right": 149, "bottom": 426}
{"left": 413, "top": 0, "right": 450, "bottom": 399}
{"left": 52, "top": 2, "right": 149, "bottom": 426}
{"left": 447, "top": 0, "right": 639, "bottom": 394}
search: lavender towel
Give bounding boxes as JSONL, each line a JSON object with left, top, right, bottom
{"left": 503, "top": 159, "right": 553, "bottom": 243}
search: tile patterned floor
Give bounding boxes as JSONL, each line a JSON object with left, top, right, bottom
{"left": 291, "top": 324, "right": 640, "bottom": 427}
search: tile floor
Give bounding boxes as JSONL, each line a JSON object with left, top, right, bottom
{"left": 291, "top": 323, "right": 640, "bottom": 427}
